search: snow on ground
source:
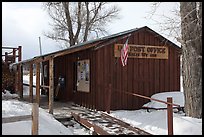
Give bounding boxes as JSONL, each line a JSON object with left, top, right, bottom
{"left": 109, "top": 91, "right": 202, "bottom": 135}
{"left": 2, "top": 90, "right": 91, "bottom": 135}
{"left": 2, "top": 75, "right": 202, "bottom": 135}
{"left": 2, "top": 99, "right": 74, "bottom": 135}
{"left": 143, "top": 91, "right": 184, "bottom": 109}
{"left": 110, "top": 109, "right": 202, "bottom": 135}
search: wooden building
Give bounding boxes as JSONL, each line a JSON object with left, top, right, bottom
{"left": 11, "top": 26, "right": 181, "bottom": 112}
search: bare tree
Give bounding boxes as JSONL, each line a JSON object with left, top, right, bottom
{"left": 180, "top": 2, "right": 202, "bottom": 118}
{"left": 147, "top": 2, "right": 202, "bottom": 118}
{"left": 146, "top": 2, "right": 181, "bottom": 45}
{"left": 43, "top": 2, "right": 120, "bottom": 48}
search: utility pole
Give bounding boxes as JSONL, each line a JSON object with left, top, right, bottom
{"left": 38, "top": 37, "right": 44, "bottom": 94}
{"left": 38, "top": 37, "right": 42, "bottom": 56}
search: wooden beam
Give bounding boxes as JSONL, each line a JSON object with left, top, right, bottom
{"left": 18, "top": 64, "right": 23, "bottom": 99}
{"left": 23, "top": 83, "right": 49, "bottom": 89}
{"left": 41, "top": 85, "right": 49, "bottom": 89}
{"left": 2, "top": 115, "right": 31, "bottom": 123}
{"left": 18, "top": 46, "right": 22, "bottom": 62}
{"left": 13, "top": 48, "right": 16, "bottom": 63}
{"left": 15, "top": 68, "right": 18, "bottom": 93}
{"left": 2, "top": 47, "right": 18, "bottom": 49}
{"left": 29, "top": 63, "right": 33, "bottom": 103}
{"left": 71, "top": 112, "right": 110, "bottom": 135}
{"left": 36, "top": 62, "right": 40, "bottom": 105}
{"left": 106, "top": 84, "right": 112, "bottom": 114}
{"left": 167, "top": 97, "right": 173, "bottom": 135}
{"left": 53, "top": 42, "right": 101, "bottom": 58}
{"left": 49, "top": 58, "right": 54, "bottom": 114}
{"left": 32, "top": 103, "right": 39, "bottom": 135}
{"left": 5, "top": 52, "right": 8, "bottom": 63}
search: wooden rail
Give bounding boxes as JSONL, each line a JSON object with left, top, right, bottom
{"left": 71, "top": 111, "right": 152, "bottom": 135}
{"left": 71, "top": 112, "right": 110, "bottom": 135}
{"left": 110, "top": 88, "right": 179, "bottom": 135}
{"left": 2, "top": 46, "right": 21, "bottom": 63}
{"left": 23, "top": 83, "right": 49, "bottom": 89}
{"left": 2, "top": 46, "right": 22, "bottom": 96}
{"left": 2, "top": 103, "right": 39, "bottom": 135}
{"left": 101, "top": 113, "right": 152, "bottom": 135}
{"left": 2, "top": 115, "right": 31, "bottom": 123}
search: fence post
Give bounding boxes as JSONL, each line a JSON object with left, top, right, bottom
{"left": 167, "top": 97, "right": 173, "bottom": 135}
{"left": 29, "top": 63, "right": 33, "bottom": 103}
{"left": 18, "top": 46, "right": 22, "bottom": 62}
{"left": 13, "top": 48, "right": 16, "bottom": 63}
{"left": 32, "top": 103, "right": 39, "bottom": 135}
{"left": 5, "top": 52, "right": 8, "bottom": 63}
{"left": 18, "top": 64, "right": 23, "bottom": 99}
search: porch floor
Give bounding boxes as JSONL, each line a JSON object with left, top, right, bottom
{"left": 21, "top": 94, "right": 89, "bottom": 119}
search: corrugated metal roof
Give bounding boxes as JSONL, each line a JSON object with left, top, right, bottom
{"left": 11, "top": 27, "right": 140, "bottom": 66}
{"left": 36, "top": 27, "right": 139, "bottom": 58}
{"left": 10, "top": 26, "right": 180, "bottom": 66}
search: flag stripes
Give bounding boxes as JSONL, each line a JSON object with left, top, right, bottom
{"left": 121, "top": 36, "right": 130, "bottom": 66}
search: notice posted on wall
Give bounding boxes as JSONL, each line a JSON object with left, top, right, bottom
{"left": 77, "top": 59, "right": 90, "bottom": 92}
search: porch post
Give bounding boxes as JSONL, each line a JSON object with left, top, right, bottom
{"left": 29, "top": 63, "right": 33, "bottom": 102}
{"left": 49, "top": 57, "right": 54, "bottom": 114}
{"left": 36, "top": 62, "right": 40, "bottom": 105}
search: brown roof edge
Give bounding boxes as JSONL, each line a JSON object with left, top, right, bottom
{"left": 143, "top": 26, "right": 181, "bottom": 50}
{"left": 10, "top": 26, "right": 181, "bottom": 67}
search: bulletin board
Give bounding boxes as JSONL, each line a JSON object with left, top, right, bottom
{"left": 77, "top": 59, "right": 90, "bottom": 92}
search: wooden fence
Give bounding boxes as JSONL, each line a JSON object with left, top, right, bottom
{"left": 2, "top": 46, "right": 22, "bottom": 64}
{"left": 106, "top": 85, "right": 182, "bottom": 135}
{"left": 2, "top": 103, "right": 39, "bottom": 135}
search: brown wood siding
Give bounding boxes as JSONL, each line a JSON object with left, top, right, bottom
{"left": 43, "top": 27, "right": 180, "bottom": 111}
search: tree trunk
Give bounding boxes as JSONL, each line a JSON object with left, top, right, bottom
{"left": 180, "top": 2, "right": 202, "bottom": 118}
{"left": 63, "top": 2, "right": 75, "bottom": 46}
{"left": 83, "top": 2, "right": 90, "bottom": 42}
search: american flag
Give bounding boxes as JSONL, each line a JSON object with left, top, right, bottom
{"left": 121, "top": 36, "right": 130, "bottom": 67}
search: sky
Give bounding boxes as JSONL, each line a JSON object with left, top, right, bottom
{"left": 2, "top": 2, "right": 180, "bottom": 60}
{"left": 2, "top": 83, "right": 202, "bottom": 135}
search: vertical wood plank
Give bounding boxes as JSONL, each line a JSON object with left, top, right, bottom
{"left": 154, "top": 37, "right": 160, "bottom": 94}
{"left": 109, "top": 43, "right": 114, "bottom": 110}
{"left": 122, "top": 37, "right": 126, "bottom": 108}
{"left": 18, "top": 46, "right": 22, "bottom": 62}
{"left": 149, "top": 34, "right": 155, "bottom": 95}
{"left": 169, "top": 47, "right": 174, "bottom": 91}
{"left": 167, "top": 97, "right": 173, "bottom": 135}
{"left": 177, "top": 51, "right": 181, "bottom": 91}
{"left": 159, "top": 41, "right": 165, "bottom": 92}
{"left": 112, "top": 40, "right": 118, "bottom": 110}
{"left": 29, "top": 63, "right": 33, "bottom": 103}
{"left": 15, "top": 64, "right": 18, "bottom": 93}
{"left": 174, "top": 49, "right": 179, "bottom": 90}
{"left": 133, "top": 32, "right": 139, "bottom": 109}
{"left": 13, "top": 48, "right": 16, "bottom": 63}
{"left": 49, "top": 58, "right": 54, "bottom": 114}
{"left": 138, "top": 31, "right": 145, "bottom": 106}
{"left": 93, "top": 51, "right": 97, "bottom": 110}
{"left": 104, "top": 46, "right": 108, "bottom": 110}
{"left": 127, "top": 34, "right": 133, "bottom": 109}
{"left": 36, "top": 62, "right": 40, "bottom": 105}
{"left": 165, "top": 48, "right": 170, "bottom": 92}
{"left": 18, "top": 64, "right": 23, "bottom": 99}
{"left": 32, "top": 103, "right": 39, "bottom": 135}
